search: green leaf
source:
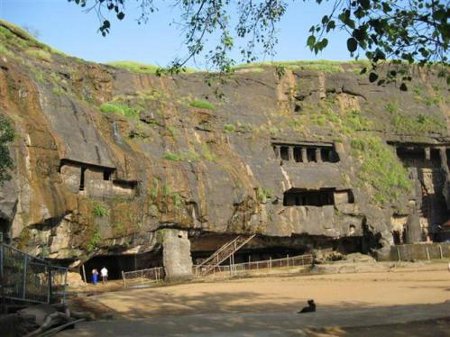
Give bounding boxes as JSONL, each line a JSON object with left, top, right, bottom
{"left": 369, "top": 72, "right": 378, "bottom": 82}
{"left": 358, "top": 0, "right": 370, "bottom": 10}
{"left": 306, "top": 35, "right": 316, "bottom": 48}
{"left": 347, "top": 38, "right": 358, "bottom": 52}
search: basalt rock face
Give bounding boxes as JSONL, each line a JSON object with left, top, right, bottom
{"left": 0, "top": 21, "right": 449, "bottom": 264}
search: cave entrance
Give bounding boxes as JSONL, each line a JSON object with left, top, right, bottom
{"left": 82, "top": 250, "right": 162, "bottom": 282}
{"left": 189, "top": 232, "right": 364, "bottom": 267}
{"left": 283, "top": 188, "right": 335, "bottom": 206}
{"left": 390, "top": 143, "right": 450, "bottom": 242}
{"left": 0, "top": 217, "right": 10, "bottom": 243}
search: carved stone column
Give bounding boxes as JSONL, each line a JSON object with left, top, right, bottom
{"left": 288, "top": 146, "right": 294, "bottom": 162}
{"left": 315, "top": 148, "right": 322, "bottom": 163}
{"left": 301, "top": 148, "right": 308, "bottom": 163}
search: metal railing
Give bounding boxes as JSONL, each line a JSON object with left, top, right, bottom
{"left": 391, "top": 242, "right": 450, "bottom": 262}
{"left": 122, "top": 267, "right": 165, "bottom": 288}
{"left": 0, "top": 243, "right": 68, "bottom": 307}
{"left": 194, "top": 234, "right": 256, "bottom": 276}
{"left": 194, "top": 254, "right": 314, "bottom": 278}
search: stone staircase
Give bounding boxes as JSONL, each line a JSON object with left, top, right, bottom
{"left": 195, "top": 234, "right": 256, "bottom": 276}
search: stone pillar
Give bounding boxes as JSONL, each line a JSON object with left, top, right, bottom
{"left": 160, "top": 228, "right": 193, "bottom": 281}
{"left": 301, "top": 148, "right": 308, "bottom": 163}
{"left": 273, "top": 145, "right": 280, "bottom": 159}
{"left": 424, "top": 147, "right": 430, "bottom": 161}
{"left": 405, "top": 213, "right": 422, "bottom": 243}
{"left": 315, "top": 148, "right": 322, "bottom": 163}
{"left": 288, "top": 146, "right": 294, "bottom": 162}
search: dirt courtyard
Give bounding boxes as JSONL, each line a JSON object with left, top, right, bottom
{"left": 59, "top": 261, "right": 450, "bottom": 336}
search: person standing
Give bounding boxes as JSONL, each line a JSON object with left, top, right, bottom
{"left": 92, "top": 268, "right": 99, "bottom": 285}
{"left": 100, "top": 266, "right": 108, "bottom": 284}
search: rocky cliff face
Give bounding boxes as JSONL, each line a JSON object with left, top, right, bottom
{"left": 0, "top": 21, "right": 449, "bottom": 271}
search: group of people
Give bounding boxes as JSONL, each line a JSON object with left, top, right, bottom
{"left": 91, "top": 266, "right": 108, "bottom": 285}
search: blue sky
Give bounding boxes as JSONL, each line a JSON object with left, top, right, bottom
{"left": 0, "top": 0, "right": 350, "bottom": 68}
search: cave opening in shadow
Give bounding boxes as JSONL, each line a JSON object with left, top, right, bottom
{"left": 189, "top": 232, "right": 364, "bottom": 267}
{"left": 82, "top": 250, "right": 162, "bottom": 282}
{"left": 283, "top": 188, "right": 335, "bottom": 206}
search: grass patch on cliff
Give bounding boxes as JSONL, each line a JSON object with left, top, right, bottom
{"left": 87, "top": 229, "right": 101, "bottom": 253}
{"left": 391, "top": 113, "right": 445, "bottom": 134}
{"left": 100, "top": 102, "right": 141, "bottom": 119}
{"left": 107, "top": 61, "right": 160, "bottom": 74}
{"left": 351, "top": 135, "right": 412, "bottom": 205}
{"left": 108, "top": 61, "right": 198, "bottom": 74}
{"left": 190, "top": 99, "right": 215, "bottom": 110}
{"left": 25, "top": 48, "right": 52, "bottom": 62}
{"left": 92, "top": 202, "right": 109, "bottom": 217}
{"left": 233, "top": 60, "right": 345, "bottom": 73}
{"left": 163, "top": 146, "right": 216, "bottom": 162}
{"left": 255, "top": 187, "right": 272, "bottom": 203}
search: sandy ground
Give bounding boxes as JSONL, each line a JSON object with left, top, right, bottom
{"left": 58, "top": 261, "right": 450, "bottom": 336}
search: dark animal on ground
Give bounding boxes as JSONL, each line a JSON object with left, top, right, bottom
{"left": 298, "top": 299, "right": 316, "bottom": 313}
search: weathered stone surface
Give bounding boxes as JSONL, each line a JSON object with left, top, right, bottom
{"left": 0, "top": 20, "right": 449, "bottom": 267}
{"left": 161, "top": 229, "right": 193, "bottom": 281}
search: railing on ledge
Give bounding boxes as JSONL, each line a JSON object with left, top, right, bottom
{"left": 193, "top": 253, "right": 314, "bottom": 278}
{"left": 122, "top": 267, "right": 165, "bottom": 289}
{"left": 194, "top": 234, "right": 256, "bottom": 276}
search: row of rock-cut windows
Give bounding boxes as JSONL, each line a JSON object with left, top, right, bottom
{"left": 273, "top": 143, "right": 339, "bottom": 163}
{"left": 283, "top": 188, "right": 354, "bottom": 207}
{"left": 59, "top": 159, "right": 114, "bottom": 191}
{"left": 59, "top": 159, "right": 138, "bottom": 198}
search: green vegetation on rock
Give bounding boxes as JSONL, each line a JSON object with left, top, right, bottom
{"left": 190, "top": 99, "right": 215, "bottom": 110}
{"left": 391, "top": 113, "right": 445, "bottom": 134}
{"left": 92, "top": 202, "right": 109, "bottom": 217}
{"left": 256, "top": 187, "right": 272, "bottom": 203}
{"left": 234, "top": 60, "right": 345, "bottom": 73}
{"left": 107, "top": 61, "right": 160, "bottom": 74}
{"left": 223, "top": 123, "right": 236, "bottom": 133}
{"left": 0, "top": 115, "right": 15, "bottom": 185}
{"left": 351, "top": 135, "right": 412, "bottom": 206}
{"left": 100, "top": 102, "right": 141, "bottom": 119}
{"left": 86, "top": 229, "right": 101, "bottom": 252}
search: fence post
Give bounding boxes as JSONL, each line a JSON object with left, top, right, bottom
{"left": 269, "top": 257, "right": 272, "bottom": 270}
{"left": 425, "top": 246, "right": 430, "bottom": 261}
{"left": 397, "top": 246, "right": 401, "bottom": 262}
{"left": 63, "top": 270, "right": 67, "bottom": 304}
{"left": 0, "top": 244, "right": 5, "bottom": 314}
{"left": 439, "top": 245, "right": 443, "bottom": 259}
{"left": 122, "top": 271, "right": 126, "bottom": 288}
{"left": 82, "top": 264, "right": 87, "bottom": 284}
{"left": 47, "top": 267, "right": 52, "bottom": 304}
{"left": 22, "top": 255, "right": 28, "bottom": 300}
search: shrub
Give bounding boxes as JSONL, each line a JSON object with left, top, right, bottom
{"left": 223, "top": 124, "right": 236, "bottom": 133}
{"left": 190, "top": 99, "right": 215, "bottom": 110}
{"left": 92, "top": 203, "right": 109, "bottom": 217}
{"left": 163, "top": 151, "right": 182, "bottom": 161}
{"left": 100, "top": 102, "right": 140, "bottom": 119}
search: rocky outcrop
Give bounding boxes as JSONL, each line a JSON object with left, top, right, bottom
{"left": 0, "top": 20, "right": 449, "bottom": 271}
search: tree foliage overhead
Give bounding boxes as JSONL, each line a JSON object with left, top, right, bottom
{"left": 70, "top": 0, "right": 448, "bottom": 82}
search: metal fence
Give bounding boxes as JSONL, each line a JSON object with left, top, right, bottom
{"left": 194, "top": 254, "right": 314, "bottom": 278}
{"left": 122, "top": 267, "right": 165, "bottom": 288}
{"left": 0, "top": 243, "right": 68, "bottom": 306}
{"left": 391, "top": 242, "right": 450, "bottom": 262}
